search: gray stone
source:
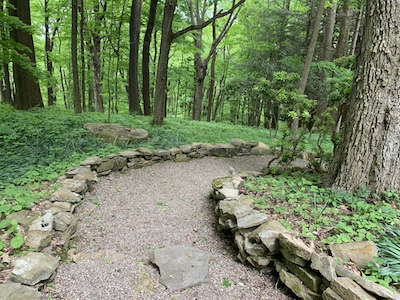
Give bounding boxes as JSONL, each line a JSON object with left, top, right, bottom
{"left": 322, "top": 288, "right": 344, "bottom": 300}
{"left": 120, "top": 150, "right": 141, "bottom": 158}
{"left": 280, "top": 248, "right": 308, "bottom": 267}
{"left": 284, "top": 257, "right": 321, "bottom": 293}
{"left": 234, "top": 232, "right": 248, "bottom": 262}
{"left": 84, "top": 123, "right": 148, "bottom": 144}
{"left": 336, "top": 265, "right": 400, "bottom": 300}
{"left": 279, "top": 233, "right": 313, "bottom": 261}
{"left": 59, "top": 178, "right": 87, "bottom": 194}
{"left": 0, "top": 283, "right": 42, "bottom": 300}
{"left": 10, "top": 252, "right": 59, "bottom": 286}
{"left": 80, "top": 156, "right": 102, "bottom": 166}
{"left": 96, "top": 159, "right": 115, "bottom": 173}
{"left": 311, "top": 252, "right": 337, "bottom": 281}
{"left": 237, "top": 212, "right": 268, "bottom": 229}
{"left": 330, "top": 241, "right": 377, "bottom": 270}
{"left": 53, "top": 212, "right": 78, "bottom": 232}
{"left": 150, "top": 245, "right": 213, "bottom": 291}
{"left": 244, "top": 238, "right": 268, "bottom": 256}
{"left": 48, "top": 202, "right": 73, "bottom": 214}
{"left": 251, "top": 219, "right": 288, "bottom": 253}
{"left": 175, "top": 153, "right": 191, "bottom": 162}
{"left": 250, "top": 142, "right": 271, "bottom": 155}
{"left": 169, "top": 147, "right": 182, "bottom": 155}
{"left": 279, "top": 269, "right": 320, "bottom": 300}
{"left": 112, "top": 156, "right": 127, "bottom": 170}
{"left": 137, "top": 147, "right": 154, "bottom": 156}
{"left": 179, "top": 144, "right": 192, "bottom": 154}
{"left": 230, "top": 138, "right": 246, "bottom": 147}
{"left": 25, "top": 212, "right": 54, "bottom": 251}
{"left": 215, "top": 187, "right": 239, "bottom": 200}
{"left": 330, "top": 277, "right": 376, "bottom": 300}
{"left": 247, "top": 256, "right": 271, "bottom": 267}
{"left": 72, "top": 167, "right": 98, "bottom": 185}
{"left": 51, "top": 188, "right": 82, "bottom": 203}
{"left": 155, "top": 149, "right": 170, "bottom": 157}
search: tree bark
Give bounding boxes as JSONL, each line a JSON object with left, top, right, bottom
{"left": 350, "top": 5, "right": 364, "bottom": 56}
{"left": 153, "top": 0, "right": 176, "bottom": 125}
{"left": 321, "top": 0, "right": 337, "bottom": 61}
{"left": 128, "top": 0, "right": 143, "bottom": 115}
{"left": 327, "top": 0, "right": 400, "bottom": 193}
{"left": 9, "top": 0, "right": 43, "bottom": 110}
{"left": 90, "top": 1, "right": 105, "bottom": 113}
{"left": 71, "top": 0, "right": 82, "bottom": 113}
{"left": 142, "top": 0, "right": 158, "bottom": 115}
{"left": 80, "top": 0, "right": 86, "bottom": 111}
{"left": 335, "top": 0, "right": 353, "bottom": 58}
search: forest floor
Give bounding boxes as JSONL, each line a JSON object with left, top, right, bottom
{"left": 43, "top": 155, "right": 297, "bottom": 300}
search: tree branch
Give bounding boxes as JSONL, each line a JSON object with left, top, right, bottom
{"left": 171, "top": 0, "right": 245, "bottom": 40}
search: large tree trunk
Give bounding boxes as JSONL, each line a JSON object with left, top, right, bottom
{"left": 72, "top": 0, "right": 82, "bottom": 113}
{"left": 142, "top": 0, "right": 157, "bottom": 116}
{"left": 153, "top": 0, "right": 176, "bottom": 125}
{"left": 9, "top": 0, "right": 43, "bottom": 110}
{"left": 80, "top": 0, "right": 86, "bottom": 111}
{"left": 128, "top": 0, "right": 143, "bottom": 115}
{"left": 327, "top": 0, "right": 400, "bottom": 193}
{"left": 321, "top": 0, "right": 337, "bottom": 61}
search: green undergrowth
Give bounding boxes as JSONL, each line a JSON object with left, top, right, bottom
{"left": 0, "top": 104, "right": 331, "bottom": 257}
{"left": 242, "top": 171, "right": 400, "bottom": 289}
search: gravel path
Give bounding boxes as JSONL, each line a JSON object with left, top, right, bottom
{"left": 47, "top": 156, "right": 296, "bottom": 300}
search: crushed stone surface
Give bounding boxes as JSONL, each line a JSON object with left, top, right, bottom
{"left": 46, "top": 156, "right": 296, "bottom": 300}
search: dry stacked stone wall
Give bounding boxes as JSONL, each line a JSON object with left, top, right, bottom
{"left": 211, "top": 174, "right": 400, "bottom": 300}
{"left": 3, "top": 138, "right": 399, "bottom": 300}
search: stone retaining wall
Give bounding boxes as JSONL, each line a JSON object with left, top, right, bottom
{"left": 2, "top": 138, "right": 399, "bottom": 300}
{"left": 1, "top": 139, "right": 273, "bottom": 299}
{"left": 211, "top": 174, "right": 400, "bottom": 300}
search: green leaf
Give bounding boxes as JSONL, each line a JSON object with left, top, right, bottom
{"left": 222, "top": 278, "right": 231, "bottom": 288}
{"left": 0, "top": 238, "right": 6, "bottom": 250}
{"left": 12, "top": 205, "right": 23, "bottom": 211}
{"left": 0, "top": 219, "right": 10, "bottom": 229}
{"left": 10, "top": 235, "right": 24, "bottom": 249}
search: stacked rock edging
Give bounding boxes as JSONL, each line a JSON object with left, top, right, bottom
{"left": 0, "top": 139, "right": 273, "bottom": 299}
{"left": 211, "top": 175, "right": 400, "bottom": 300}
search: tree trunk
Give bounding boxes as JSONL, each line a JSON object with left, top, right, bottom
{"left": 350, "top": 5, "right": 364, "bottom": 56}
{"left": 71, "top": 0, "right": 82, "bottom": 113}
{"left": 9, "top": 0, "right": 43, "bottom": 110}
{"left": 321, "top": 0, "right": 337, "bottom": 61}
{"left": 128, "top": 0, "right": 143, "bottom": 115}
{"left": 90, "top": 2, "right": 105, "bottom": 113}
{"left": 80, "top": 0, "right": 86, "bottom": 111}
{"left": 335, "top": 0, "right": 353, "bottom": 58}
{"left": 44, "top": 0, "right": 57, "bottom": 106}
{"left": 1, "top": 63, "right": 12, "bottom": 104}
{"left": 327, "top": 0, "right": 400, "bottom": 193}
{"left": 293, "top": 0, "right": 325, "bottom": 131}
{"left": 142, "top": 0, "right": 158, "bottom": 115}
{"left": 153, "top": 0, "right": 176, "bottom": 125}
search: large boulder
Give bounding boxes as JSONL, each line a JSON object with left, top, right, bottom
{"left": 83, "top": 123, "right": 148, "bottom": 145}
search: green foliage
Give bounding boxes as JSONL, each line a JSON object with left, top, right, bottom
{"left": 243, "top": 173, "right": 400, "bottom": 249}
{"left": 363, "top": 225, "right": 400, "bottom": 290}
{"left": 222, "top": 278, "right": 232, "bottom": 287}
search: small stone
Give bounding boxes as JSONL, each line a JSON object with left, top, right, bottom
{"left": 112, "top": 156, "right": 127, "bottom": 170}
{"left": 10, "top": 252, "right": 59, "bottom": 286}
{"left": 179, "top": 144, "right": 192, "bottom": 154}
{"left": 59, "top": 178, "right": 88, "bottom": 194}
{"left": 330, "top": 241, "right": 377, "bottom": 270}
{"left": 120, "top": 150, "right": 141, "bottom": 158}
{"left": 6, "top": 210, "right": 39, "bottom": 228}
{"left": 80, "top": 156, "right": 102, "bottom": 166}
{"left": 25, "top": 212, "right": 54, "bottom": 251}
{"left": 53, "top": 212, "right": 78, "bottom": 232}
{"left": 0, "top": 283, "right": 42, "bottom": 300}
{"left": 250, "top": 142, "right": 271, "bottom": 155}
{"left": 279, "top": 269, "right": 319, "bottom": 300}
{"left": 96, "top": 159, "right": 115, "bottom": 173}
{"left": 51, "top": 188, "right": 82, "bottom": 203}
{"left": 279, "top": 233, "right": 313, "bottom": 261}
{"left": 322, "top": 287, "right": 344, "bottom": 300}
{"left": 175, "top": 153, "right": 191, "bottom": 162}
{"left": 237, "top": 213, "right": 268, "bottom": 229}
{"left": 230, "top": 138, "right": 246, "bottom": 147}
{"left": 311, "top": 252, "right": 337, "bottom": 281}
{"left": 330, "top": 277, "right": 377, "bottom": 300}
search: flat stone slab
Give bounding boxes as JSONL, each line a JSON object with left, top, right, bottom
{"left": 0, "top": 283, "right": 42, "bottom": 300}
{"left": 84, "top": 123, "right": 148, "bottom": 144}
{"left": 150, "top": 246, "right": 213, "bottom": 291}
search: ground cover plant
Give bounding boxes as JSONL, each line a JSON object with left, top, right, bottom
{"left": 240, "top": 171, "right": 400, "bottom": 290}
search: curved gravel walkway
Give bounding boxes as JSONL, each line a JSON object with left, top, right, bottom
{"left": 47, "top": 155, "right": 296, "bottom": 300}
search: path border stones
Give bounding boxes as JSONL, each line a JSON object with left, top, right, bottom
{"left": 1, "top": 139, "right": 398, "bottom": 300}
